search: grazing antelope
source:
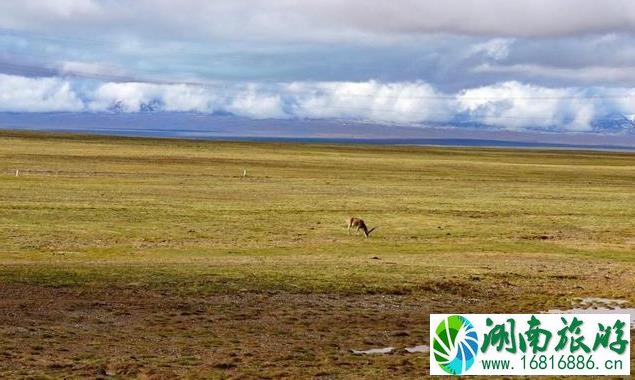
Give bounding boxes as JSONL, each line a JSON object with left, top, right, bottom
{"left": 347, "top": 217, "right": 376, "bottom": 238}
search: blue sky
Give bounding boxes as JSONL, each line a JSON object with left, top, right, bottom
{"left": 1, "top": 0, "right": 635, "bottom": 133}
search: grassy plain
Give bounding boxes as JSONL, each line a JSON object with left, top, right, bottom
{"left": 0, "top": 130, "right": 634, "bottom": 378}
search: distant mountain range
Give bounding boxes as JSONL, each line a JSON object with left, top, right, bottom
{"left": 0, "top": 112, "right": 633, "bottom": 150}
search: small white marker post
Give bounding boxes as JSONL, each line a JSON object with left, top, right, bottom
{"left": 15, "top": 169, "right": 19, "bottom": 177}
{"left": 242, "top": 168, "right": 247, "bottom": 178}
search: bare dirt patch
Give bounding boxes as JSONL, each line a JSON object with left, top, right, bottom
{"left": 0, "top": 285, "right": 439, "bottom": 378}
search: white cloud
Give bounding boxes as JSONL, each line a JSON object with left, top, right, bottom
{"left": 1, "top": 74, "right": 633, "bottom": 132}
{"left": 225, "top": 86, "right": 286, "bottom": 119}
{"left": 87, "top": 82, "right": 285, "bottom": 117}
{"left": 161, "top": 84, "right": 216, "bottom": 113}
{"left": 456, "top": 81, "right": 597, "bottom": 131}
{"left": 89, "top": 82, "right": 156, "bottom": 112}
{"left": 87, "top": 80, "right": 454, "bottom": 122}
{"left": 0, "top": 73, "right": 83, "bottom": 112}
{"left": 468, "top": 39, "right": 513, "bottom": 60}
{"left": 287, "top": 81, "right": 453, "bottom": 123}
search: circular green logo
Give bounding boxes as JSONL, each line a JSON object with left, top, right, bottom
{"left": 433, "top": 315, "right": 479, "bottom": 375}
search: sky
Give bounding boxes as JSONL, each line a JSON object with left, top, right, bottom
{"left": 1, "top": 0, "right": 635, "bottom": 133}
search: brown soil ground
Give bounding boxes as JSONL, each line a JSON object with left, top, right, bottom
{"left": 0, "top": 285, "right": 445, "bottom": 379}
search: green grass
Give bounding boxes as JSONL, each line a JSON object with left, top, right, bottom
{"left": 0, "top": 130, "right": 633, "bottom": 378}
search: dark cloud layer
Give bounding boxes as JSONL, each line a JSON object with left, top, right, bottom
{"left": 1, "top": 1, "right": 634, "bottom": 40}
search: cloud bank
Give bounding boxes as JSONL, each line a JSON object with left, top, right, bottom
{"left": 1, "top": 73, "right": 633, "bottom": 132}
{"left": 2, "top": 2, "right": 635, "bottom": 92}
{"left": 1, "top": 1, "right": 635, "bottom": 41}
{"left": 0, "top": 74, "right": 83, "bottom": 112}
